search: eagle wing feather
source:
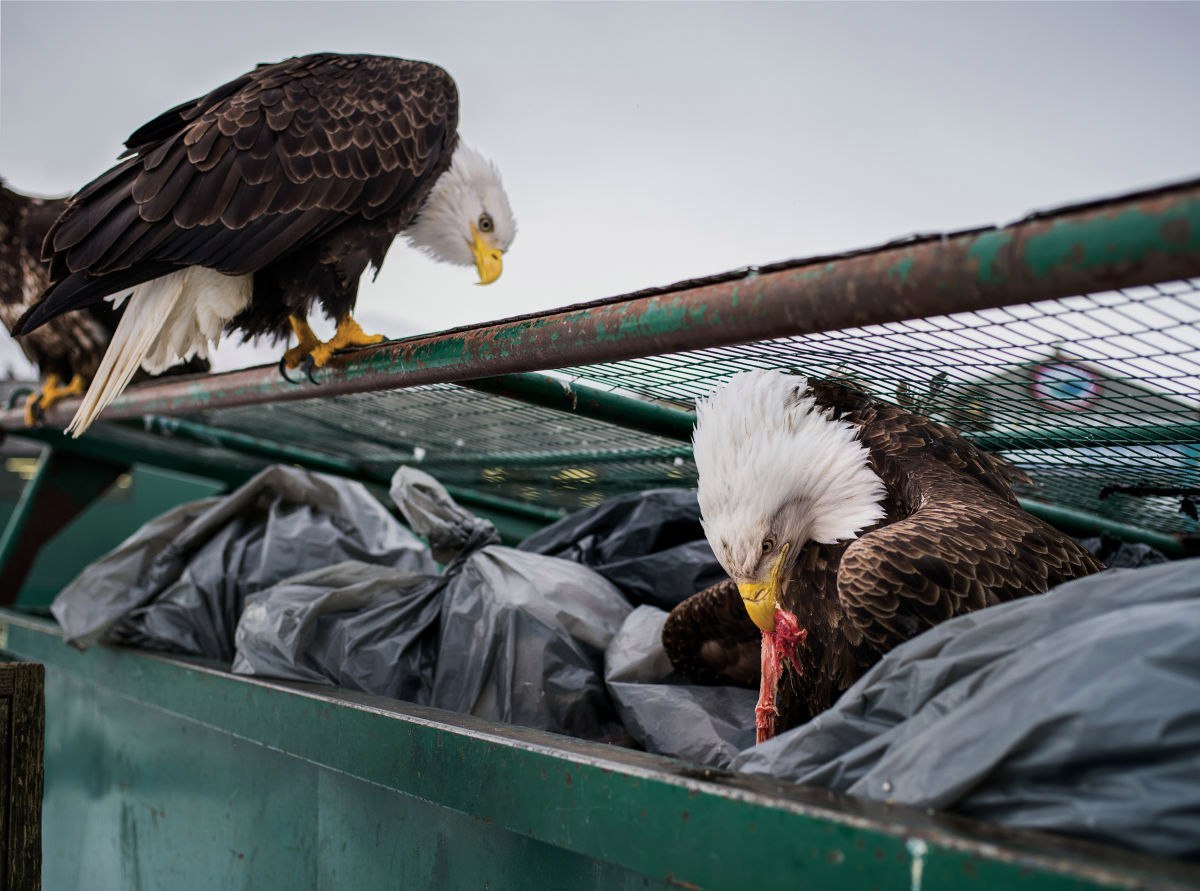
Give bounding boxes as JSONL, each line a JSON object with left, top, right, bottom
{"left": 837, "top": 459, "right": 1104, "bottom": 648}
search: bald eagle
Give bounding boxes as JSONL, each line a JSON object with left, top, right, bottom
{"left": 12, "top": 53, "right": 516, "bottom": 435}
{"left": 667, "top": 371, "right": 1104, "bottom": 743}
{"left": 0, "top": 181, "right": 207, "bottom": 424}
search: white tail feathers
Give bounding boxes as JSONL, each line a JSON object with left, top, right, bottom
{"left": 67, "top": 267, "right": 251, "bottom": 437}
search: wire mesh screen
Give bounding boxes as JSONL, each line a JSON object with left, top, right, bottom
{"left": 558, "top": 278, "right": 1200, "bottom": 535}
{"left": 185, "top": 386, "right": 693, "bottom": 513}
{"left": 184, "top": 278, "right": 1200, "bottom": 538}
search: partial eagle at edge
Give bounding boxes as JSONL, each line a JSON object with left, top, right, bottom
{"left": 0, "top": 181, "right": 207, "bottom": 424}
{"left": 666, "top": 371, "right": 1105, "bottom": 742}
{"left": 13, "top": 53, "right": 516, "bottom": 435}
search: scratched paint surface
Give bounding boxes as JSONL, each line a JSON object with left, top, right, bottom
{"left": 5, "top": 614, "right": 1191, "bottom": 891}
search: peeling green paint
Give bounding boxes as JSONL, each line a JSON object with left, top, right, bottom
{"left": 968, "top": 230, "right": 1013, "bottom": 285}
{"left": 1023, "top": 204, "right": 1200, "bottom": 280}
{"left": 891, "top": 256, "right": 915, "bottom": 286}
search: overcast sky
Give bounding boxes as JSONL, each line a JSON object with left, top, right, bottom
{"left": 2, "top": 1, "right": 1199, "bottom": 375}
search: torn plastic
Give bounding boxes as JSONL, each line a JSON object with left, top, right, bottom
{"left": 51, "top": 466, "right": 434, "bottom": 659}
{"left": 520, "top": 489, "right": 725, "bottom": 608}
{"left": 730, "top": 559, "right": 1200, "bottom": 861}
{"left": 605, "top": 606, "right": 756, "bottom": 767}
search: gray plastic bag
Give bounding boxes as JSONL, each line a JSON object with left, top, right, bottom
{"left": 605, "top": 606, "right": 756, "bottom": 767}
{"left": 520, "top": 489, "right": 724, "bottom": 609}
{"left": 232, "top": 561, "right": 442, "bottom": 703}
{"left": 391, "top": 468, "right": 634, "bottom": 740}
{"left": 731, "top": 559, "right": 1200, "bottom": 861}
{"left": 52, "top": 465, "right": 434, "bottom": 659}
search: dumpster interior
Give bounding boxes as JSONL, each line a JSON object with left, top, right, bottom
{"left": 3, "top": 179, "right": 1200, "bottom": 888}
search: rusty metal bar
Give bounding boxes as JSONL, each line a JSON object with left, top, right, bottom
{"left": 1, "top": 179, "right": 1196, "bottom": 429}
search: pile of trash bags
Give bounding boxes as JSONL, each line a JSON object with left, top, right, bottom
{"left": 52, "top": 466, "right": 1200, "bottom": 860}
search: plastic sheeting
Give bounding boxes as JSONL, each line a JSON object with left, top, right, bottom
{"left": 730, "top": 559, "right": 1200, "bottom": 861}
{"left": 520, "top": 489, "right": 724, "bottom": 609}
{"left": 51, "top": 466, "right": 434, "bottom": 659}
{"left": 605, "top": 606, "right": 756, "bottom": 766}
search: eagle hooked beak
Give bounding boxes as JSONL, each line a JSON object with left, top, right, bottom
{"left": 738, "top": 542, "right": 791, "bottom": 633}
{"left": 470, "top": 224, "right": 504, "bottom": 285}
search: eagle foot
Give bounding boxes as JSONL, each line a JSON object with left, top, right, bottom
{"left": 278, "top": 314, "right": 384, "bottom": 382}
{"left": 278, "top": 354, "right": 320, "bottom": 386}
{"left": 23, "top": 373, "right": 85, "bottom": 427}
{"left": 308, "top": 315, "right": 385, "bottom": 367}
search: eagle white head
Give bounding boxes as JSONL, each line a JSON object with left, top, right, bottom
{"left": 693, "top": 369, "right": 887, "bottom": 632}
{"left": 406, "top": 141, "right": 517, "bottom": 285}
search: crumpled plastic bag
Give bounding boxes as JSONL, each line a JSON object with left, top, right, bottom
{"left": 1079, "top": 532, "right": 1170, "bottom": 569}
{"left": 605, "top": 606, "right": 756, "bottom": 767}
{"left": 730, "top": 559, "right": 1200, "bottom": 861}
{"left": 390, "top": 468, "right": 634, "bottom": 740}
{"left": 230, "top": 467, "right": 633, "bottom": 740}
{"left": 519, "top": 489, "right": 724, "bottom": 608}
{"left": 231, "top": 561, "right": 442, "bottom": 704}
{"left": 51, "top": 465, "right": 434, "bottom": 659}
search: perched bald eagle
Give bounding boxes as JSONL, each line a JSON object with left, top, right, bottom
{"left": 13, "top": 53, "right": 516, "bottom": 435}
{"left": 666, "top": 371, "right": 1104, "bottom": 743}
{"left": 0, "top": 182, "right": 207, "bottom": 423}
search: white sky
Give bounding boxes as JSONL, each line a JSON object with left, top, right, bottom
{"left": 2, "top": 1, "right": 1198, "bottom": 376}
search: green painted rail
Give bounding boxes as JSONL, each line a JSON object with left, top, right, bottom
{"left": 0, "top": 179, "right": 1196, "bottom": 429}
{"left": 2, "top": 611, "right": 1197, "bottom": 890}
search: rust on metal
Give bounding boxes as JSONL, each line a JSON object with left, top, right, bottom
{"left": 1, "top": 178, "right": 1198, "bottom": 428}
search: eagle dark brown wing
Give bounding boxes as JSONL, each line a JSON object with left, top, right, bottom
{"left": 837, "top": 460, "right": 1105, "bottom": 648}
{"left": 16, "top": 54, "right": 459, "bottom": 334}
{"left": 663, "top": 579, "right": 760, "bottom": 687}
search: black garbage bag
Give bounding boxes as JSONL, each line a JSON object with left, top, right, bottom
{"left": 730, "top": 559, "right": 1200, "bottom": 861}
{"left": 519, "top": 489, "right": 724, "bottom": 609}
{"left": 391, "top": 468, "right": 635, "bottom": 740}
{"left": 605, "top": 606, "right": 756, "bottom": 766}
{"left": 51, "top": 466, "right": 435, "bottom": 660}
{"left": 232, "top": 561, "right": 442, "bottom": 704}
{"left": 1078, "top": 532, "right": 1170, "bottom": 569}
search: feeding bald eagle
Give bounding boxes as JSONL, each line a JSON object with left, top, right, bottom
{"left": 0, "top": 182, "right": 208, "bottom": 424}
{"left": 665, "top": 371, "right": 1104, "bottom": 743}
{"left": 12, "top": 53, "right": 515, "bottom": 435}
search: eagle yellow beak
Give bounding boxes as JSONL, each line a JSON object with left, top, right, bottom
{"left": 471, "top": 225, "right": 503, "bottom": 285}
{"left": 738, "top": 543, "right": 790, "bottom": 633}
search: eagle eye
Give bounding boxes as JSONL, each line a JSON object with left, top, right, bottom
{"left": 478, "top": 213, "right": 494, "bottom": 233}
{"left": 761, "top": 535, "right": 776, "bottom": 554}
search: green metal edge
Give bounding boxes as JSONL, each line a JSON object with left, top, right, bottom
{"left": 11, "top": 423, "right": 558, "bottom": 543}
{"left": 3, "top": 612, "right": 1195, "bottom": 891}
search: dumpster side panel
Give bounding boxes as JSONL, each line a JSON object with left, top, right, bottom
{"left": 41, "top": 660, "right": 672, "bottom": 890}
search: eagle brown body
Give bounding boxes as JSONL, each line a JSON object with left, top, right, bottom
{"left": 666, "top": 379, "right": 1105, "bottom": 737}
{"left": 0, "top": 183, "right": 110, "bottom": 383}
{"left": 1, "top": 182, "right": 207, "bottom": 415}
{"left": 16, "top": 54, "right": 460, "bottom": 343}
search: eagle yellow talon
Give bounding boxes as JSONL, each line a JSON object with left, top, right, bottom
{"left": 282, "top": 315, "right": 321, "bottom": 370}
{"left": 281, "top": 313, "right": 385, "bottom": 372}
{"left": 23, "top": 373, "right": 86, "bottom": 426}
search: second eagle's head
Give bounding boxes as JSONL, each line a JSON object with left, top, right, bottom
{"left": 406, "top": 142, "right": 517, "bottom": 284}
{"left": 693, "top": 370, "right": 886, "bottom": 632}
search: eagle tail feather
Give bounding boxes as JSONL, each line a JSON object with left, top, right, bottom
{"left": 66, "top": 267, "right": 250, "bottom": 436}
